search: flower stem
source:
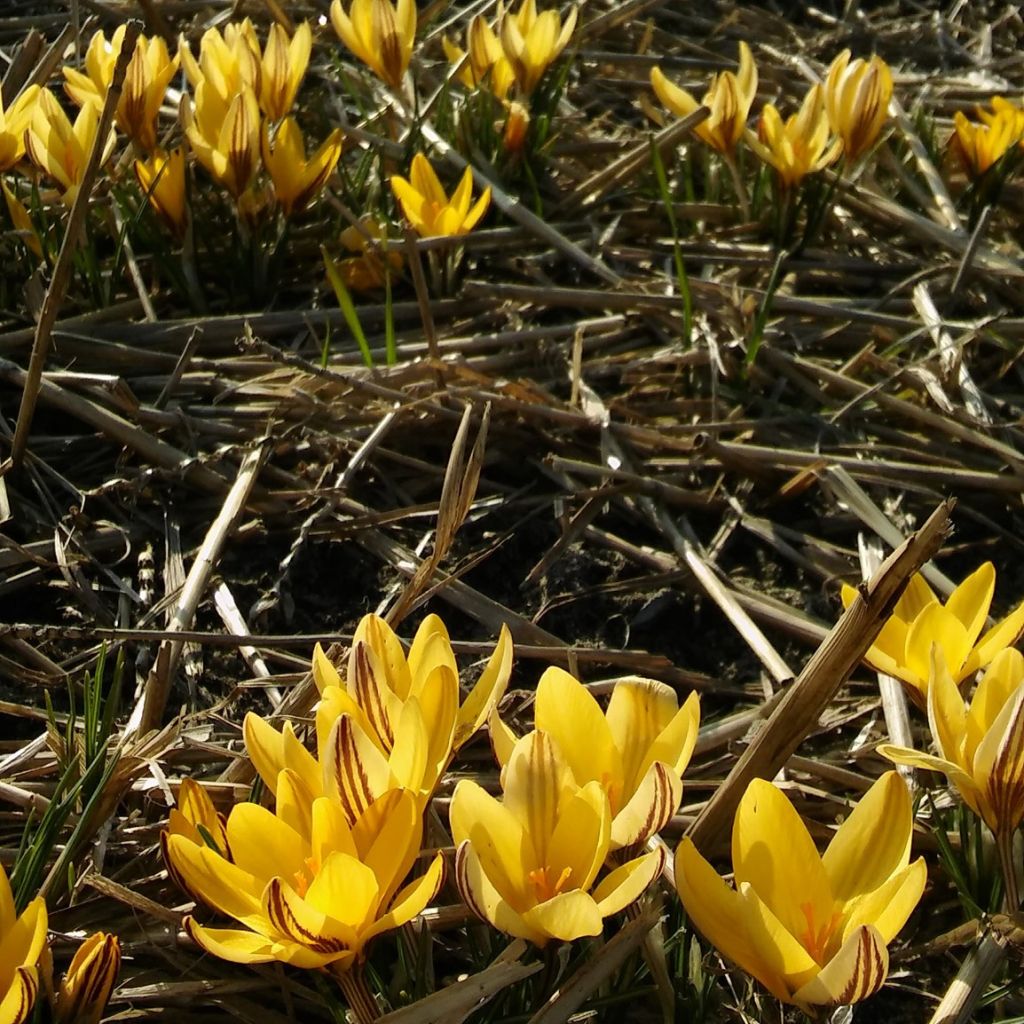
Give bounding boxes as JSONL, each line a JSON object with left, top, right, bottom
{"left": 721, "top": 150, "right": 751, "bottom": 221}
{"left": 334, "top": 963, "right": 382, "bottom": 1024}
{"left": 996, "top": 827, "right": 1020, "bottom": 912}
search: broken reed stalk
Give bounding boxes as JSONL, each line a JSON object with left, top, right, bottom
{"left": 686, "top": 499, "right": 955, "bottom": 855}
{"left": 5, "top": 20, "right": 140, "bottom": 471}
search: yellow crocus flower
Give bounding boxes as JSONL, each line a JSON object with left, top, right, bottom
{"left": 0, "top": 862, "right": 48, "bottom": 1024}
{"left": 258, "top": 22, "right": 312, "bottom": 121}
{"left": 135, "top": 147, "right": 188, "bottom": 237}
{"left": 2, "top": 181, "right": 43, "bottom": 258}
{"left": 390, "top": 152, "right": 492, "bottom": 237}
{"left": 54, "top": 933, "right": 120, "bottom": 1024}
{"left": 336, "top": 215, "right": 403, "bottom": 290}
{"left": 165, "top": 781, "right": 443, "bottom": 971}
{"left": 489, "top": 667, "right": 699, "bottom": 851}
{"left": 650, "top": 42, "right": 758, "bottom": 156}
{"left": 63, "top": 26, "right": 179, "bottom": 151}
{"left": 675, "top": 772, "right": 926, "bottom": 1013}
{"left": 881, "top": 646, "right": 1024, "bottom": 840}
{"left": 0, "top": 85, "right": 40, "bottom": 171}
{"left": 450, "top": 730, "right": 665, "bottom": 946}
{"left": 244, "top": 613, "right": 512, "bottom": 808}
{"left": 443, "top": 15, "right": 516, "bottom": 100}
{"left": 25, "top": 88, "right": 118, "bottom": 206}
{"left": 747, "top": 83, "right": 842, "bottom": 189}
{"left": 179, "top": 22, "right": 261, "bottom": 111}
{"left": 162, "top": 776, "right": 231, "bottom": 900}
{"left": 824, "top": 50, "right": 893, "bottom": 163}
{"left": 330, "top": 0, "right": 416, "bottom": 91}
{"left": 262, "top": 118, "right": 342, "bottom": 217}
{"left": 499, "top": 0, "right": 578, "bottom": 96}
{"left": 949, "top": 106, "right": 1024, "bottom": 180}
{"left": 181, "top": 84, "right": 261, "bottom": 197}
{"left": 840, "top": 562, "right": 1024, "bottom": 706}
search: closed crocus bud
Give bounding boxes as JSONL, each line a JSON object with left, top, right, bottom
{"left": 502, "top": 101, "right": 530, "bottom": 154}
{"left": 824, "top": 50, "right": 892, "bottom": 163}
{"left": 258, "top": 22, "right": 312, "bottom": 121}
{"left": 55, "top": 933, "right": 121, "bottom": 1024}
{"left": 0, "top": 862, "right": 48, "bottom": 1024}
{"left": 135, "top": 147, "right": 188, "bottom": 237}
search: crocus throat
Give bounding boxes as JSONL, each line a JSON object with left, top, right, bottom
{"left": 799, "top": 902, "right": 843, "bottom": 965}
{"left": 292, "top": 856, "right": 320, "bottom": 898}
{"left": 528, "top": 865, "right": 573, "bottom": 903}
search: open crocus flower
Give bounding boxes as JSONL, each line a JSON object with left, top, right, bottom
{"left": 499, "top": 0, "right": 578, "bottom": 96}
{"left": 391, "top": 153, "right": 492, "bottom": 237}
{"left": 747, "top": 83, "right": 841, "bottom": 190}
{"left": 451, "top": 730, "right": 664, "bottom": 946}
{"left": 650, "top": 41, "right": 757, "bottom": 156}
{"left": 63, "top": 26, "right": 179, "bottom": 151}
{"left": 135, "top": 147, "right": 187, "bottom": 237}
{"left": 257, "top": 22, "right": 312, "bottom": 121}
{"left": 54, "top": 933, "right": 120, "bottom": 1024}
{"left": 25, "top": 89, "right": 117, "bottom": 206}
{"left": 675, "top": 772, "right": 926, "bottom": 1013}
{"left": 0, "top": 862, "right": 48, "bottom": 1024}
{"left": 330, "top": 0, "right": 416, "bottom": 91}
{"left": 0, "top": 85, "right": 40, "bottom": 171}
{"left": 823, "top": 50, "right": 893, "bottom": 163}
{"left": 165, "top": 781, "right": 443, "bottom": 972}
{"left": 182, "top": 85, "right": 261, "bottom": 197}
{"left": 490, "top": 668, "right": 699, "bottom": 851}
{"left": 262, "top": 119, "right": 342, "bottom": 217}
{"left": 443, "top": 15, "right": 515, "bottom": 100}
{"left": 840, "top": 562, "right": 1024, "bottom": 706}
{"left": 949, "top": 106, "right": 1024, "bottom": 181}
{"left": 881, "top": 646, "right": 1024, "bottom": 840}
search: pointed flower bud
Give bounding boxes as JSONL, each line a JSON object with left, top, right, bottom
{"left": 54, "top": 933, "right": 120, "bottom": 1024}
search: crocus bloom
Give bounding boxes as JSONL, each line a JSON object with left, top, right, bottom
{"left": 823, "top": 50, "right": 893, "bottom": 163}
{"left": 179, "top": 22, "right": 261, "bottom": 119}
{"left": 0, "top": 862, "right": 48, "bottom": 1024}
{"left": 391, "top": 153, "right": 492, "bottom": 237}
{"left": 246, "top": 614, "right": 512, "bottom": 807}
{"left": 25, "top": 88, "right": 118, "bottom": 206}
{"left": 63, "top": 26, "right": 179, "bottom": 151}
{"left": 499, "top": 0, "right": 578, "bottom": 96}
{"left": 166, "top": 782, "right": 443, "bottom": 971}
{"left": 650, "top": 42, "right": 757, "bottom": 156}
{"left": 747, "top": 83, "right": 841, "bottom": 190}
{"left": 257, "top": 22, "right": 312, "bottom": 121}
{"left": 330, "top": 0, "right": 416, "bottom": 91}
{"left": 0, "top": 85, "right": 40, "bottom": 171}
{"left": 503, "top": 100, "right": 530, "bottom": 154}
{"left": 162, "top": 776, "right": 231, "bottom": 900}
{"left": 949, "top": 107, "right": 1024, "bottom": 180}
{"left": 262, "top": 119, "right": 342, "bottom": 217}
{"left": 881, "top": 646, "right": 1024, "bottom": 839}
{"left": 182, "top": 85, "right": 261, "bottom": 197}
{"left": 675, "top": 772, "right": 926, "bottom": 1012}
{"left": 336, "top": 216, "right": 403, "bottom": 290}
{"left": 135, "top": 147, "right": 187, "bottom": 237}
{"left": 490, "top": 667, "right": 700, "bottom": 850}
{"left": 54, "top": 933, "right": 120, "bottom": 1024}
{"left": 840, "top": 562, "right": 1024, "bottom": 705}
{"left": 443, "top": 15, "right": 515, "bottom": 100}
{"left": 451, "top": 730, "right": 664, "bottom": 946}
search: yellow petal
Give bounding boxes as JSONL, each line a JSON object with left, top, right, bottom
{"left": 297, "top": 852, "right": 377, "bottom": 933}
{"left": 963, "top": 597, "right": 1024, "bottom": 679}
{"left": 455, "top": 623, "right": 513, "bottom": 746}
{"left": 822, "top": 772, "right": 912, "bottom": 907}
{"left": 534, "top": 667, "right": 618, "bottom": 789}
{"left": 275, "top": 767, "right": 316, "bottom": 843}
{"left": 415, "top": 664, "right": 458, "bottom": 783}
{"left": 946, "top": 562, "right": 995, "bottom": 645}
{"left": 972, "top": 685, "right": 1024, "bottom": 834}
{"left": 184, "top": 917, "right": 331, "bottom": 969}
{"left": 791, "top": 924, "right": 888, "bottom": 1010}
{"left": 354, "top": 614, "right": 412, "bottom": 699}
{"left": 488, "top": 706, "right": 518, "bottom": 770}
{"left": 226, "top": 802, "right": 308, "bottom": 887}
{"left": 927, "top": 645, "right": 969, "bottom": 765}
{"left": 454, "top": 841, "right": 544, "bottom": 943}
{"left": 323, "top": 715, "right": 393, "bottom": 823}
{"left": 389, "top": 696, "right": 429, "bottom": 792}
{"left": 521, "top": 890, "right": 603, "bottom": 943}
{"left": 967, "top": 648, "right": 1024, "bottom": 759}
{"left": 312, "top": 642, "right": 343, "bottom": 693}
{"left": 876, "top": 743, "right": 982, "bottom": 813}
{"left": 408, "top": 614, "right": 455, "bottom": 684}
{"left": 904, "top": 604, "right": 971, "bottom": 684}
{"left": 165, "top": 835, "right": 264, "bottom": 925}
{"left": 503, "top": 730, "right": 574, "bottom": 866}
{"left": 642, "top": 689, "right": 700, "bottom": 782}
{"left": 409, "top": 152, "right": 448, "bottom": 207}
{"left": 674, "top": 838, "right": 814, "bottom": 1002}
{"left": 0, "top": 863, "right": 14, "bottom": 933}
{"left": 358, "top": 789, "right": 421, "bottom": 909}
{"left": 841, "top": 859, "right": 926, "bottom": 945}
{"left": 592, "top": 846, "right": 664, "bottom": 916}
{"left": 449, "top": 779, "right": 532, "bottom": 907}
{"left": 0, "top": 966, "right": 38, "bottom": 1024}
{"left": 363, "top": 851, "right": 444, "bottom": 944}
{"left": 732, "top": 779, "right": 833, "bottom": 947}
{"left": 547, "top": 780, "right": 610, "bottom": 894}
{"left": 606, "top": 676, "right": 679, "bottom": 790}
{"left": 894, "top": 573, "right": 939, "bottom": 620}
{"left": 609, "top": 760, "right": 681, "bottom": 850}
